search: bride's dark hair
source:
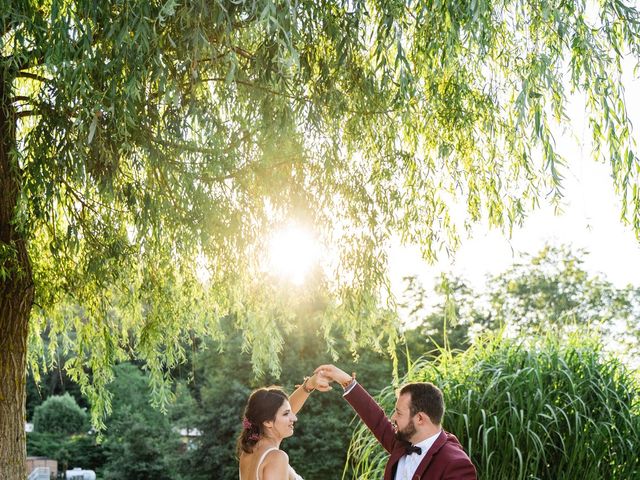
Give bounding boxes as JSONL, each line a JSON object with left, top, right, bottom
{"left": 237, "top": 387, "right": 288, "bottom": 455}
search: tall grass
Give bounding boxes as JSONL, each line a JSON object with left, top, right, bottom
{"left": 345, "top": 332, "right": 640, "bottom": 479}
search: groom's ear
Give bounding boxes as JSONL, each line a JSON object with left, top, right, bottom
{"left": 415, "top": 412, "right": 430, "bottom": 425}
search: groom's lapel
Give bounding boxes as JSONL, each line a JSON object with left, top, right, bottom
{"left": 413, "top": 430, "right": 447, "bottom": 478}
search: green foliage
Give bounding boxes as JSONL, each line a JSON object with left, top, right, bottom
{"left": 100, "top": 363, "right": 181, "bottom": 480}
{"left": 171, "top": 378, "right": 251, "bottom": 480}
{"left": 26, "top": 381, "right": 102, "bottom": 473}
{"left": 26, "top": 351, "right": 88, "bottom": 420}
{"left": 33, "top": 393, "right": 89, "bottom": 436}
{"left": 347, "top": 332, "right": 640, "bottom": 480}
{"left": 23, "top": 244, "right": 640, "bottom": 479}
{"left": 26, "top": 363, "right": 181, "bottom": 478}
{"left": 400, "top": 246, "right": 640, "bottom": 362}
{"left": 102, "top": 422, "right": 177, "bottom": 480}
{"left": 400, "top": 274, "right": 483, "bottom": 356}
{"left": 487, "top": 246, "right": 640, "bottom": 337}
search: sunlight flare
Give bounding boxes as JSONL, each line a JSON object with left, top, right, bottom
{"left": 267, "top": 224, "right": 319, "bottom": 285}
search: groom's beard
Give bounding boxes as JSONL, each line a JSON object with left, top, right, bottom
{"left": 395, "top": 419, "right": 417, "bottom": 443}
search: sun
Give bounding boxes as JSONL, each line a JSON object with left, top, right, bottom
{"left": 267, "top": 224, "right": 319, "bottom": 285}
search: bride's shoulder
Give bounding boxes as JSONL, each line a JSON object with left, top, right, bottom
{"left": 260, "top": 448, "right": 289, "bottom": 474}
{"left": 262, "top": 448, "right": 288, "bottom": 463}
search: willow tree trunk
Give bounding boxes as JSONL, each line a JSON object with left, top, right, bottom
{"left": 0, "top": 69, "right": 34, "bottom": 480}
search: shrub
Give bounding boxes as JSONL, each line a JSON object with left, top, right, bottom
{"left": 347, "top": 332, "right": 640, "bottom": 480}
{"left": 33, "top": 393, "right": 89, "bottom": 435}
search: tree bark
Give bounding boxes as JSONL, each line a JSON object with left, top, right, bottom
{"left": 1, "top": 67, "right": 34, "bottom": 480}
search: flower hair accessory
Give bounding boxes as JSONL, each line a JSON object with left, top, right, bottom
{"left": 243, "top": 416, "right": 259, "bottom": 441}
{"left": 242, "top": 417, "right": 252, "bottom": 430}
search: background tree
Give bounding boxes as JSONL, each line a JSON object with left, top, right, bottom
{"left": 32, "top": 393, "right": 89, "bottom": 436}
{"left": 400, "top": 274, "right": 489, "bottom": 355}
{"left": 26, "top": 342, "right": 88, "bottom": 420}
{"left": 3, "top": 1, "right": 640, "bottom": 477}
{"left": 24, "top": 247, "right": 639, "bottom": 478}
{"left": 401, "top": 245, "right": 640, "bottom": 361}
{"left": 487, "top": 246, "right": 640, "bottom": 343}
{"left": 100, "top": 363, "right": 181, "bottom": 480}
{"left": 27, "top": 393, "right": 104, "bottom": 474}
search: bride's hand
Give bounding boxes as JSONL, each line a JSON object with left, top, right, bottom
{"left": 308, "top": 372, "right": 332, "bottom": 392}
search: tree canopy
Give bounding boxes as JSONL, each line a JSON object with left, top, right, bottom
{"left": 401, "top": 245, "right": 640, "bottom": 359}
{"left": 2, "top": 0, "right": 640, "bottom": 477}
{"left": 486, "top": 246, "right": 640, "bottom": 342}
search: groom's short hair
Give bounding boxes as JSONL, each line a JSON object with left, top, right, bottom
{"left": 398, "top": 382, "right": 444, "bottom": 425}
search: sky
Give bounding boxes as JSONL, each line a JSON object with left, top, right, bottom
{"left": 389, "top": 60, "right": 640, "bottom": 298}
{"left": 389, "top": 158, "right": 640, "bottom": 297}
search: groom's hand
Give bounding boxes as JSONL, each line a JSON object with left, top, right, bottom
{"left": 314, "top": 364, "right": 352, "bottom": 386}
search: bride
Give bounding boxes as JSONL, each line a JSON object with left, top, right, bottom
{"left": 237, "top": 372, "right": 330, "bottom": 480}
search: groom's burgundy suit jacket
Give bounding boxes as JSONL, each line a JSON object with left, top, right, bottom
{"left": 344, "top": 383, "right": 477, "bottom": 480}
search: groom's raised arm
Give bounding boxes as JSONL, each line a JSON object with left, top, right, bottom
{"left": 315, "top": 364, "right": 398, "bottom": 454}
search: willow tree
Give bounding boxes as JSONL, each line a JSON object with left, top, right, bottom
{"left": 1, "top": 0, "right": 639, "bottom": 476}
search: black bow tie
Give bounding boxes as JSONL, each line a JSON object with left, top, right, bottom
{"left": 405, "top": 445, "right": 422, "bottom": 455}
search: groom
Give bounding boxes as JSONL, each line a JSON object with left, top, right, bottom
{"left": 315, "top": 364, "right": 477, "bottom": 480}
